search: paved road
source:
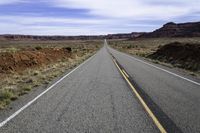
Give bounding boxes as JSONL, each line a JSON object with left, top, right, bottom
{"left": 107, "top": 41, "right": 200, "bottom": 133}
{"left": 0, "top": 46, "right": 159, "bottom": 133}
{"left": 1, "top": 40, "right": 200, "bottom": 133}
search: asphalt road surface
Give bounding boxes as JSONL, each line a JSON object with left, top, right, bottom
{"left": 0, "top": 40, "right": 199, "bottom": 133}
{"left": 0, "top": 44, "right": 159, "bottom": 133}
{"left": 107, "top": 41, "right": 200, "bottom": 133}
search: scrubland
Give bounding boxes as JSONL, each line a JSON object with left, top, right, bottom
{"left": 108, "top": 38, "right": 200, "bottom": 76}
{"left": 0, "top": 40, "right": 102, "bottom": 109}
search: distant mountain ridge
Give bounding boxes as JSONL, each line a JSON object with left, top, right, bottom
{"left": 106, "top": 32, "right": 145, "bottom": 39}
{"left": 0, "top": 34, "right": 105, "bottom": 41}
{"left": 0, "top": 21, "right": 200, "bottom": 40}
{"left": 0, "top": 32, "right": 144, "bottom": 41}
{"left": 139, "top": 22, "right": 200, "bottom": 38}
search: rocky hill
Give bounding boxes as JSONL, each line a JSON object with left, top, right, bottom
{"left": 139, "top": 22, "right": 200, "bottom": 38}
{"left": 148, "top": 42, "right": 200, "bottom": 71}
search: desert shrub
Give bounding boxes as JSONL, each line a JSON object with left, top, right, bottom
{"left": 21, "top": 85, "right": 32, "bottom": 92}
{"left": 0, "top": 89, "right": 17, "bottom": 107}
{"left": 64, "top": 47, "right": 72, "bottom": 52}
{"left": 127, "top": 45, "right": 132, "bottom": 49}
{"left": 33, "top": 70, "right": 41, "bottom": 76}
{"left": 0, "top": 89, "right": 13, "bottom": 101}
{"left": 35, "top": 46, "right": 42, "bottom": 50}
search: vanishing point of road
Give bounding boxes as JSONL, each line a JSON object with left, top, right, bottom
{"left": 0, "top": 40, "right": 200, "bottom": 133}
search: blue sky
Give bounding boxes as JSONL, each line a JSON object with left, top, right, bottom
{"left": 0, "top": 0, "right": 199, "bottom": 35}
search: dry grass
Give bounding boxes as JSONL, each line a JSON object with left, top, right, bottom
{"left": 108, "top": 38, "right": 200, "bottom": 57}
{"left": 0, "top": 40, "right": 102, "bottom": 51}
{"left": 108, "top": 37, "right": 200, "bottom": 76}
{"left": 0, "top": 40, "right": 102, "bottom": 109}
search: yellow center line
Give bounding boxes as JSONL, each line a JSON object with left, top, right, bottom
{"left": 122, "top": 69, "right": 129, "bottom": 78}
{"left": 113, "top": 59, "right": 167, "bottom": 133}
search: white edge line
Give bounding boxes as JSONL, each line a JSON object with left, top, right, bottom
{"left": 0, "top": 53, "right": 97, "bottom": 128}
{"left": 110, "top": 48, "right": 200, "bottom": 86}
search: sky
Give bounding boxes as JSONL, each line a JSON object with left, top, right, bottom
{"left": 0, "top": 0, "right": 199, "bottom": 35}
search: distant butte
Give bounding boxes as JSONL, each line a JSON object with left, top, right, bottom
{"left": 138, "top": 21, "right": 200, "bottom": 38}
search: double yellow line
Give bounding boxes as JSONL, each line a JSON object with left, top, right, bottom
{"left": 113, "top": 59, "right": 167, "bottom": 133}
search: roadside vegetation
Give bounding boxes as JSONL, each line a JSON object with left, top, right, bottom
{"left": 108, "top": 38, "right": 200, "bottom": 76}
{"left": 0, "top": 40, "right": 102, "bottom": 109}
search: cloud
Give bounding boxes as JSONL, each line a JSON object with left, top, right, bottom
{"left": 51, "top": 0, "right": 200, "bottom": 20}
{"left": 0, "top": 15, "right": 115, "bottom": 35}
{"left": 0, "top": 22, "right": 104, "bottom": 35}
{"left": 0, "top": 15, "right": 110, "bottom": 25}
{"left": 0, "top": 14, "right": 157, "bottom": 35}
{"left": 0, "top": 0, "right": 25, "bottom": 5}
{"left": 0, "top": 22, "right": 155, "bottom": 35}
{"left": 0, "top": 0, "right": 199, "bottom": 35}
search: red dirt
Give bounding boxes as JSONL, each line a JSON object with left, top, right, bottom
{"left": 0, "top": 48, "right": 73, "bottom": 73}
